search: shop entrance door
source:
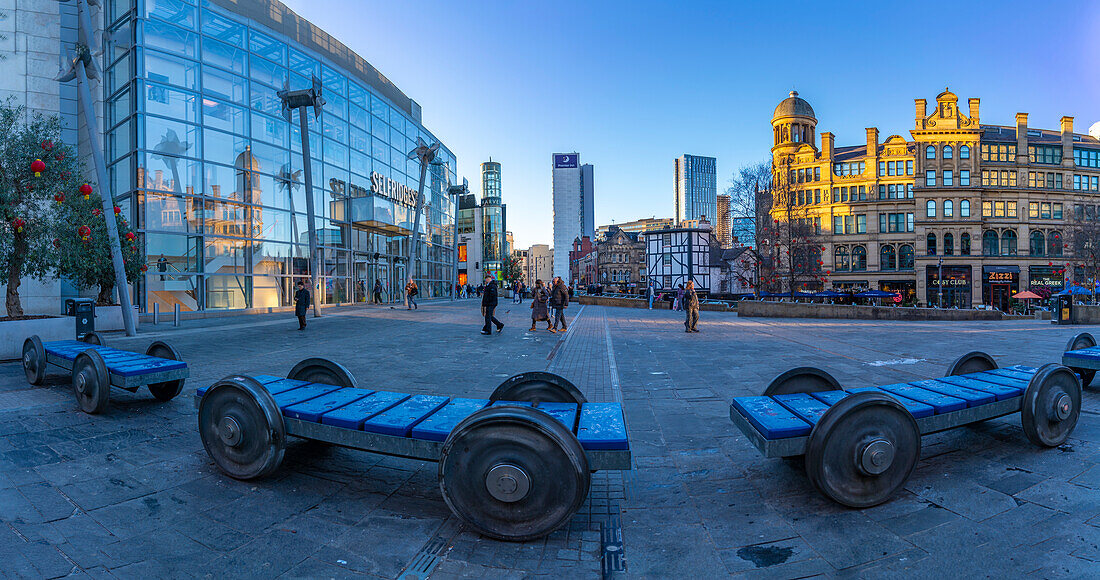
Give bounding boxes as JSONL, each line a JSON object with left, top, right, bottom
{"left": 990, "top": 284, "right": 1011, "bottom": 312}
{"left": 353, "top": 255, "right": 368, "bottom": 303}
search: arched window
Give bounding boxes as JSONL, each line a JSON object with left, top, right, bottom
{"left": 1002, "top": 230, "right": 1017, "bottom": 256}
{"left": 926, "top": 145, "right": 936, "bottom": 159}
{"left": 927, "top": 233, "right": 937, "bottom": 256}
{"left": 961, "top": 232, "right": 971, "bottom": 255}
{"left": 944, "top": 233, "right": 954, "bottom": 255}
{"left": 834, "top": 246, "right": 850, "bottom": 271}
{"left": 851, "top": 246, "right": 867, "bottom": 271}
{"left": 944, "top": 199, "right": 954, "bottom": 217}
{"left": 899, "top": 245, "right": 915, "bottom": 269}
{"left": 944, "top": 145, "right": 953, "bottom": 159}
{"left": 1030, "top": 231, "right": 1045, "bottom": 256}
{"left": 960, "top": 145, "right": 970, "bottom": 159}
{"left": 983, "top": 230, "right": 999, "bottom": 256}
{"left": 1049, "top": 231, "right": 1063, "bottom": 256}
{"left": 961, "top": 199, "right": 971, "bottom": 217}
{"left": 880, "top": 245, "right": 897, "bottom": 270}
{"left": 927, "top": 200, "right": 936, "bottom": 217}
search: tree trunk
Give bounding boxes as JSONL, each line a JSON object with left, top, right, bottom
{"left": 97, "top": 283, "right": 114, "bottom": 306}
{"left": 5, "top": 235, "right": 25, "bottom": 318}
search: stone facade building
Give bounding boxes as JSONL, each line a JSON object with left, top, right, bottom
{"left": 597, "top": 226, "right": 646, "bottom": 291}
{"left": 770, "top": 89, "right": 1100, "bottom": 309}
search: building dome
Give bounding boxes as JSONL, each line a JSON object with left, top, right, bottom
{"left": 772, "top": 91, "right": 815, "bottom": 121}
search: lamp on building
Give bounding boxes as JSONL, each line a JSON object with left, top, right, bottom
{"left": 404, "top": 138, "right": 441, "bottom": 290}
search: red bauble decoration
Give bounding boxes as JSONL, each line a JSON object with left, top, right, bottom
{"left": 31, "top": 158, "right": 45, "bottom": 177}
{"left": 12, "top": 219, "right": 26, "bottom": 233}
{"left": 54, "top": 192, "right": 65, "bottom": 204}
{"left": 78, "top": 225, "right": 91, "bottom": 241}
{"left": 80, "top": 183, "right": 93, "bottom": 199}
{"left": 92, "top": 208, "right": 102, "bottom": 216}
{"left": 41, "top": 140, "right": 53, "bottom": 151}
{"left": 825, "top": 270, "right": 832, "bottom": 275}
{"left": 114, "top": 206, "right": 121, "bottom": 215}
{"left": 141, "top": 265, "right": 148, "bottom": 272}
{"left": 125, "top": 232, "right": 136, "bottom": 241}
{"left": 53, "top": 238, "right": 61, "bottom": 248}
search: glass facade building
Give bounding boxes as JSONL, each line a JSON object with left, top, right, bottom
{"left": 480, "top": 161, "right": 506, "bottom": 278}
{"left": 103, "top": 0, "right": 456, "bottom": 312}
{"left": 674, "top": 154, "right": 718, "bottom": 225}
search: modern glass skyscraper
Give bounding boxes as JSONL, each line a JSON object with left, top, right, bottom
{"left": 480, "top": 160, "right": 506, "bottom": 279}
{"left": 675, "top": 154, "right": 718, "bottom": 225}
{"left": 552, "top": 153, "right": 594, "bottom": 280}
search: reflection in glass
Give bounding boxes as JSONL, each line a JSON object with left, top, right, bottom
{"left": 144, "top": 192, "right": 203, "bottom": 233}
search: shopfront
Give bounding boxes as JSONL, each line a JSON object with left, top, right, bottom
{"left": 926, "top": 265, "right": 972, "bottom": 308}
{"left": 879, "top": 280, "right": 916, "bottom": 304}
{"left": 1028, "top": 266, "right": 1064, "bottom": 294}
{"left": 982, "top": 266, "right": 1020, "bottom": 312}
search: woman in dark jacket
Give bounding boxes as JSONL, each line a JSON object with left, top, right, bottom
{"left": 529, "top": 279, "right": 552, "bottom": 332}
{"left": 294, "top": 280, "right": 310, "bottom": 330}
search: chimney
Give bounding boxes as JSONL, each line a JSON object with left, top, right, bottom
{"left": 865, "top": 128, "right": 879, "bottom": 158}
{"left": 1016, "top": 113, "right": 1029, "bottom": 163}
{"left": 968, "top": 98, "right": 980, "bottom": 125}
{"left": 915, "top": 99, "right": 927, "bottom": 129}
{"left": 821, "top": 132, "right": 834, "bottom": 159}
{"left": 1061, "top": 116, "right": 1075, "bottom": 166}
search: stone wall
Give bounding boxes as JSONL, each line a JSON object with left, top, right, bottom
{"left": 738, "top": 300, "right": 1005, "bottom": 321}
{"left": 575, "top": 295, "right": 734, "bottom": 312}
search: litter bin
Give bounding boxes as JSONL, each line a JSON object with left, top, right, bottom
{"left": 65, "top": 298, "right": 96, "bottom": 338}
{"left": 1053, "top": 295, "right": 1073, "bottom": 325}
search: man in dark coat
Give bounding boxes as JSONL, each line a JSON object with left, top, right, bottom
{"left": 550, "top": 276, "right": 569, "bottom": 331}
{"left": 481, "top": 275, "right": 504, "bottom": 335}
{"left": 294, "top": 280, "right": 310, "bottom": 330}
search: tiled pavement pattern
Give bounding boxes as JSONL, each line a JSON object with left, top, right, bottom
{"left": 0, "top": 301, "right": 1098, "bottom": 577}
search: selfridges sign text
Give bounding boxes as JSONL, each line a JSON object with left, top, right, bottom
{"left": 371, "top": 171, "right": 417, "bottom": 206}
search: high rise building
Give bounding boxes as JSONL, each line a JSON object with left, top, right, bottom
{"left": 480, "top": 160, "right": 507, "bottom": 279}
{"left": 675, "top": 154, "right": 718, "bottom": 225}
{"left": 552, "top": 153, "right": 595, "bottom": 279}
{"left": 717, "top": 194, "right": 732, "bottom": 247}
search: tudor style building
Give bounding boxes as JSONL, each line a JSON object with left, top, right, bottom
{"left": 770, "top": 89, "right": 1100, "bottom": 309}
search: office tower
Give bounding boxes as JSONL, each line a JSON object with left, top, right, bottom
{"left": 552, "top": 153, "right": 594, "bottom": 280}
{"left": 675, "top": 154, "right": 718, "bottom": 225}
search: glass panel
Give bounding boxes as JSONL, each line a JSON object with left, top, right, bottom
{"left": 348, "top": 82, "right": 368, "bottom": 109}
{"left": 288, "top": 48, "right": 320, "bottom": 78}
{"left": 323, "top": 138, "right": 348, "bottom": 167}
{"left": 144, "top": 192, "right": 203, "bottom": 233}
{"left": 205, "top": 201, "right": 251, "bottom": 238}
{"left": 141, "top": 152, "right": 200, "bottom": 195}
{"left": 144, "top": 19, "right": 197, "bottom": 58}
{"left": 251, "top": 112, "right": 289, "bottom": 148}
{"left": 202, "top": 37, "right": 247, "bottom": 74}
{"left": 249, "top": 142, "right": 290, "bottom": 176}
{"left": 322, "top": 113, "right": 348, "bottom": 143}
{"left": 321, "top": 65, "right": 346, "bottom": 95}
{"left": 108, "top": 86, "right": 133, "bottom": 129}
{"left": 250, "top": 85, "right": 282, "bottom": 117}
{"left": 202, "top": 128, "right": 248, "bottom": 165}
{"left": 202, "top": 66, "right": 247, "bottom": 103}
{"left": 201, "top": 96, "right": 248, "bottom": 135}
{"left": 205, "top": 274, "right": 250, "bottom": 309}
{"left": 145, "top": 114, "right": 201, "bottom": 159}
{"left": 253, "top": 208, "right": 296, "bottom": 243}
{"left": 249, "top": 30, "right": 286, "bottom": 65}
{"left": 350, "top": 149, "right": 371, "bottom": 178}
{"left": 109, "top": 155, "right": 136, "bottom": 197}
{"left": 144, "top": 82, "right": 199, "bottom": 125}
{"left": 146, "top": 232, "right": 202, "bottom": 272}
{"left": 250, "top": 57, "right": 287, "bottom": 89}
{"left": 144, "top": 49, "right": 199, "bottom": 90}
{"left": 107, "top": 118, "right": 133, "bottom": 163}
{"left": 201, "top": 8, "right": 245, "bottom": 47}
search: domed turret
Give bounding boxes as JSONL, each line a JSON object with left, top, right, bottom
{"left": 771, "top": 91, "right": 817, "bottom": 150}
{"left": 773, "top": 90, "right": 816, "bottom": 121}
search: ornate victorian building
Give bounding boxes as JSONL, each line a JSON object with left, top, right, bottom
{"left": 770, "top": 89, "right": 1100, "bottom": 309}
{"left": 597, "top": 226, "right": 646, "bottom": 291}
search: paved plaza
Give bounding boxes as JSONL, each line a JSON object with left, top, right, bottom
{"left": 1, "top": 301, "right": 1099, "bottom": 578}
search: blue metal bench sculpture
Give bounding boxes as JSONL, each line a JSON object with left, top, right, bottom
{"left": 729, "top": 352, "right": 1081, "bottom": 508}
{"left": 22, "top": 334, "right": 188, "bottom": 414}
{"left": 1061, "top": 332, "right": 1100, "bottom": 387}
{"left": 195, "top": 362, "right": 630, "bottom": 541}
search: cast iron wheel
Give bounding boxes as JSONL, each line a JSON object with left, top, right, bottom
{"left": 763, "top": 367, "right": 842, "bottom": 397}
{"left": 145, "top": 341, "right": 186, "bottom": 401}
{"left": 22, "top": 335, "right": 46, "bottom": 386}
{"left": 1064, "top": 333, "right": 1097, "bottom": 387}
{"left": 198, "top": 375, "right": 286, "bottom": 480}
{"left": 439, "top": 405, "right": 590, "bottom": 541}
{"left": 79, "top": 331, "right": 105, "bottom": 346}
{"left": 945, "top": 351, "right": 998, "bottom": 377}
{"left": 1021, "top": 363, "right": 1081, "bottom": 448}
{"left": 287, "top": 357, "right": 358, "bottom": 389}
{"left": 804, "top": 391, "right": 920, "bottom": 508}
{"left": 72, "top": 350, "right": 110, "bottom": 414}
{"left": 489, "top": 371, "right": 587, "bottom": 404}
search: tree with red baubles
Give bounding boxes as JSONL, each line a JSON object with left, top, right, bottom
{"left": 56, "top": 191, "right": 144, "bottom": 305}
{"left": 80, "top": 183, "right": 92, "bottom": 200}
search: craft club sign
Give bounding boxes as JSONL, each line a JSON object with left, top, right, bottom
{"left": 329, "top": 172, "right": 418, "bottom": 207}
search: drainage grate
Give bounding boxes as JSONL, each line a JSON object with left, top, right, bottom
{"left": 601, "top": 512, "right": 626, "bottom": 578}
{"left": 396, "top": 520, "right": 460, "bottom": 580}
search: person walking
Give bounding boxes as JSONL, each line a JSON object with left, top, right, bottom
{"left": 529, "top": 279, "right": 553, "bottom": 332}
{"left": 405, "top": 277, "right": 419, "bottom": 310}
{"left": 675, "top": 284, "right": 685, "bottom": 311}
{"left": 645, "top": 284, "right": 654, "bottom": 310}
{"left": 550, "top": 276, "right": 569, "bottom": 332}
{"left": 294, "top": 280, "right": 310, "bottom": 330}
{"left": 481, "top": 275, "right": 504, "bottom": 335}
{"left": 683, "top": 280, "right": 700, "bottom": 333}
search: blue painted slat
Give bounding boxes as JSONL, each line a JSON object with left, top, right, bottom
{"left": 253, "top": 375, "right": 284, "bottom": 385}
{"left": 1006, "top": 364, "right": 1037, "bottom": 373}
{"left": 282, "top": 388, "right": 373, "bottom": 422}
{"left": 909, "top": 379, "right": 996, "bottom": 407}
{"left": 409, "top": 398, "right": 490, "bottom": 441}
{"left": 576, "top": 403, "right": 629, "bottom": 450}
{"left": 320, "top": 391, "right": 411, "bottom": 429}
{"left": 363, "top": 395, "right": 450, "bottom": 437}
{"left": 1064, "top": 349, "right": 1100, "bottom": 361}
{"left": 272, "top": 384, "right": 342, "bottom": 408}
{"left": 876, "top": 383, "right": 967, "bottom": 414}
{"left": 969, "top": 371, "right": 1028, "bottom": 387}
{"left": 846, "top": 387, "right": 936, "bottom": 418}
{"left": 773, "top": 393, "right": 832, "bottom": 425}
{"left": 536, "top": 402, "right": 580, "bottom": 433}
{"left": 986, "top": 368, "right": 1035, "bottom": 381}
{"left": 808, "top": 390, "right": 848, "bottom": 406}
{"left": 491, "top": 401, "right": 535, "bottom": 407}
{"left": 938, "top": 376, "right": 1022, "bottom": 401}
{"left": 196, "top": 376, "right": 314, "bottom": 399}
{"left": 730, "top": 396, "right": 812, "bottom": 439}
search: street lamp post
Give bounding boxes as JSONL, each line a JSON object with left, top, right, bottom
{"left": 448, "top": 178, "right": 468, "bottom": 301}
{"left": 938, "top": 257, "right": 944, "bottom": 309}
{"left": 279, "top": 77, "right": 325, "bottom": 318}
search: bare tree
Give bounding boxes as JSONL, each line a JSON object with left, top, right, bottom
{"left": 1070, "top": 212, "right": 1100, "bottom": 301}
{"left": 762, "top": 156, "right": 823, "bottom": 295}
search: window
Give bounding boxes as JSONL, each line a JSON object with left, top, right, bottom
{"left": 960, "top": 170, "right": 970, "bottom": 186}
{"left": 878, "top": 161, "right": 885, "bottom": 177}
{"left": 1029, "top": 202, "right": 1039, "bottom": 218}
{"left": 944, "top": 199, "right": 954, "bottom": 217}
{"left": 1049, "top": 231, "right": 1063, "bottom": 256}
{"left": 833, "top": 215, "right": 843, "bottom": 234}
{"left": 1074, "top": 148, "right": 1100, "bottom": 168}
{"left": 961, "top": 199, "right": 970, "bottom": 217}
{"left": 960, "top": 145, "right": 970, "bottom": 159}
{"left": 926, "top": 170, "right": 936, "bottom": 186}
{"left": 961, "top": 232, "right": 971, "bottom": 255}
{"left": 851, "top": 246, "right": 867, "bottom": 271}
{"left": 833, "top": 161, "right": 865, "bottom": 176}
{"left": 926, "top": 145, "right": 936, "bottom": 159}
{"left": 856, "top": 214, "right": 866, "bottom": 233}
{"left": 983, "top": 201, "right": 992, "bottom": 217}
{"left": 1053, "top": 203, "right": 1063, "bottom": 219}
{"left": 1028, "top": 145, "right": 1062, "bottom": 165}
{"left": 1002, "top": 230, "right": 1017, "bottom": 256}
{"left": 944, "top": 145, "right": 953, "bottom": 159}
{"left": 1030, "top": 231, "right": 1044, "bottom": 256}
{"left": 943, "top": 170, "right": 953, "bottom": 186}
{"left": 845, "top": 215, "right": 853, "bottom": 234}
{"left": 880, "top": 245, "right": 896, "bottom": 270}
{"left": 835, "top": 246, "right": 850, "bottom": 271}
{"left": 943, "top": 233, "right": 954, "bottom": 255}
{"left": 906, "top": 160, "right": 914, "bottom": 175}
{"left": 899, "top": 244, "right": 915, "bottom": 269}
{"left": 981, "top": 143, "right": 1016, "bottom": 162}
{"left": 879, "top": 213, "right": 887, "bottom": 233}
{"left": 907, "top": 212, "right": 915, "bottom": 232}
{"left": 1041, "top": 202, "right": 1051, "bottom": 219}
{"left": 927, "top": 233, "right": 937, "bottom": 256}
{"left": 927, "top": 200, "right": 936, "bottom": 217}
{"left": 982, "top": 230, "right": 999, "bottom": 256}
{"left": 814, "top": 167, "right": 821, "bottom": 181}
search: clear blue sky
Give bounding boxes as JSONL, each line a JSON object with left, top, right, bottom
{"left": 282, "top": 0, "right": 1099, "bottom": 249}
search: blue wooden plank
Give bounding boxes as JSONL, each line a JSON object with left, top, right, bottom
{"left": 730, "top": 396, "right": 812, "bottom": 439}
{"left": 909, "top": 379, "right": 996, "bottom": 407}
{"left": 273, "top": 384, "right": 342, "bottom": 409}
{"left": 1064, "top": 349, "right": 1100, "bottom": 361}
{"left": 969, "top": 371, "right": 1029, "bottom": 387}
{"left": 576, "top": 403, "right": 629, "bottom": 450}
{"left": 876, "top": 383, "right": 967, "bottom": 414}
{"left": 536, "top": 402, "right": 580, "bottom": 433}
{"left": 409, "top": 398, "right": 490, "bottom": 442}
{"left": 491, "top": 400, "right": 535, "bottom": 407}
{"left": 282, "top": 388, "right": 373, "bottom": 422}
{"left": 196, "top": 376, "right": 314, "bottom": 399}
{"left": 363, "top": 395, "right": 450, "bottom": 437}
{"left": 1006, "top": 365, "right": 1036, "bottom": 372}
{"left": 937, "top": 376, "right": 1022, "bottom": 401}
{"left": 773, "top": 393, "right": 831, "bottom": 425}
{"left": 986, "top": 368, "right": 1035, "bottom": 381}
{"left": 320, "top": 391, "right": 411, "bottom": 429}
{"left": 847, "top": 387, "right": 936, "bottom": 418}
{"left": 808, "top": 390, "right": 848, "bottom": 406}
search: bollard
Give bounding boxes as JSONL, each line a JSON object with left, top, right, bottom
{"left": 152, "top": 302, "right": 159, "bottom": 325}
{"left": 173, "top": 303, "right": 180, "bottom": 326}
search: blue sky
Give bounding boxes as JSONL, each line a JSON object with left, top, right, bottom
{"left": 282, "top": 0, "right": 1100, "bottom": 249}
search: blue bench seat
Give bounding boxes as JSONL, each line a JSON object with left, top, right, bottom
{"left": 44, "top": 340, "right": 187, "bottom": 377}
